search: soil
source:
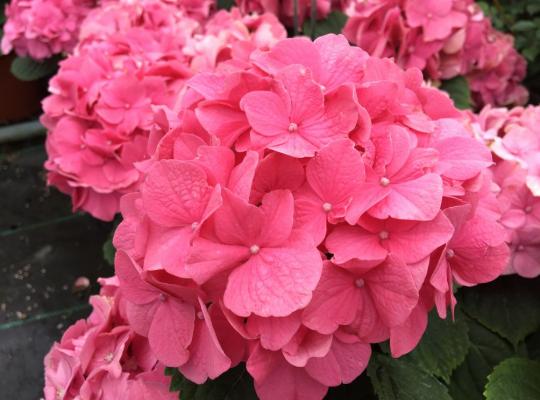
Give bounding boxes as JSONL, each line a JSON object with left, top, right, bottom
{"left": 0, "top": 140, "right": 113, "bottom": 399}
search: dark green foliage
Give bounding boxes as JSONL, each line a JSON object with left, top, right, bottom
{"left": 217, "top": 0, "right": 235, "bottom": 11}
{"left": 458, "top": 274, "right": 540, "bottom": 348}
{"left": 402, "top": 312, "right": 470, "bottom": 383}
{"left": 10, "top": 56, "right": 59, "bottom": 81}
{"left": 302, "top": 11, "right": 348, "bottom": 39}
{"left": 484, "top": 358, "right": 540, "bottom": 400}
{"left": 480, "top": 0, "right": 540, "bottom": 102}
{"left": 440, "top": 76, "right": 473, "bottom": 110}
{"left": 367, "top": 353, "right": 453, "bottom": 400}
{"left": 167, "top": 365, "right": 257, "bottom": 400}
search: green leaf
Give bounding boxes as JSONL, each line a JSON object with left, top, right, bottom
{"left": 326, "top": 372, "right": 377, "bottom": 399}
{"left": 302, "top": 11, "right": 348, "bottom": 39}
{"left": 367, "top": 354, "right": 452, "bottom": 400}
{"left": 217, "top": 0, "right": 234, "bottom": 11}
{"left": 526, "top": 331, "right": 540, "bottom": 361}
{"left": 440, "top": 76, "right": 472, "bottom": 110}
{"left": 448, "top": 316, "right": 515, "bottom": 400}
{"left": 527, "top": 4, "right": 540, "bottom": 14}
{"left": 458, "top": 275, "right": 540, "bottom": 347}
{"left": 512, "top": 20, "right": 536, "bottom": 31}
{"left": 403, "top": 311, "right": 470, "bottom": 383}
{"left": 167, "top": 364, "right": 257, "bottom": 400}
{"left": 102, "top": 237, "right": 115, "bottom": 266}
{"left": 10, "top": 56, "right": 59, "bottom": 81}
{"left": 484, "top": 358, "right": 540, "bottom": 400}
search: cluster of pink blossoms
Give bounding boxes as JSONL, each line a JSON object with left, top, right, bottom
{"left": 42, "top": 0, "right": 285, "bottom": 220}
{"left": 105, "top": 34, "right": 509, "bottom": 399}
{"left": 43, "top": 277, "right": 176, "bottom": 400}
{"left": 468, "top": 105, "right": 540, "bottom": 278}
{"left": 1, "top": 0, "right": 97, "bottom": 59}
{"left": 0, "top": 0, "right": 217, "bottom": 60}
{"left": 343, "top": 0, "right": 528, "bottom": 108}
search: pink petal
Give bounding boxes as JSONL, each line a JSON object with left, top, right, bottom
{"left": 227, "top": 151, "right": 259, "bottom": 201}
{"left": 302, "top": 262, "right": 359, "bottom": 334}
{"left": 240, "top": 90, "right": 290, "bottom": 137}
{"left": 148, "top": 299, "right": 195, "bottom": 367}
{"left": 306, "top": 139, "right": 365, "bottom": 209}
{"left": 224, "top": 242, "right": 323, "bottom": 317}
{"left": 384, "top": 213, "right": 454, "bottom": 264}
{"left": 143, "top": 226, "right": 192, "bottom": 277}
{"left": 389, "top": 301, "right": 429, "bottom": 357}
{"left": 247, "top": 313, "right": 302, "bottom": 351}
{"left": 293, "top": 185, "right": 328, "bottom": 246}
{"left": 213, "top": 189, "right": 264, "bottom": 246}
{"left": 369, "top": 173, "right": 443, "bottom": 221}
{"left": 126, "top": 301, "right": 160, "bottom": 337}
{"left": 305, "top": 338, "right": 371, "bottom": 386}
{"left": 450, "top": 215, "right": 509, "bottom": 285}
{"left": 115, "top": 251, "right": 157, "bottom": 305}
{"left": 251, "top": 153, "right": 305, "bottom": 204}
{"left": 282, "top": 329, "right": 333, "bottom": 367}
{"left": 247, "top": 344, "right": 328, "bottom": 400}
{"left": 142, "top": 160, "right": 213, "bottom": 227}
{"left": 178, "top": 299, "right": 231, "bottom": 383}
{"left": 513, "top": 248, "right": 540, "bottom": 278}
{"left": 365, "top": 256, "right": 420, "bottom": 327}
{"left": 194, "top": 146, "right": 235, "bottom": 187}
{"left": 313, "top": 34, "right": 368, "bottom": 92}
{"left": 434, "top": 136, "right": 492, "bottom": 180}
{"left": 196, "top": 102, "right": 248, "bottom": 147}
{"left": 325, "top": 224, "right": 387, "bottom": 265}
{"left": 346, "top": 180, "right": 390, "bottom": 224}
{"left": 251, "top": 37, "right": 321, "bottom": 79}
{"left": 186, "top": 238, "right": 249, "bottom": 284}
{"left": 259, "top": 190, "right": 295, "bottom": 247}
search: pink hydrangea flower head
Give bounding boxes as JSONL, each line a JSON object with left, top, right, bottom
{"left": 343, "top": 0, "right": 528, "bottom": 108}
{"left": 47, "top": 32, "right": 514, "bottom": 400}
{"left": 43, "top": 2, "right": 288, "bottom": 220}
{"left": 2, "top": 0, "right": 96, "bottom": 59}
{"left": 43, "top": 280, "right": 174, "bottom": 400}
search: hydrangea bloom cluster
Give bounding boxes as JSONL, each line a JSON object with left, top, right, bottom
{"left": 1, "top": 0, "right": 96, "bottom": 60}
{"left": 42, "top": 0, "right": 286, "bottom": 220}
{"left": 0, "top": 0, "right": 216, "bottom": 60}
{"left": 108, "top": 34, "right": 509, "bottom": 399}
{"left": 43, "top": 277, "right": 176, "bottom": 400}
{"left": 469, "top": 105, "right": 540, "bottom": 278}
{"left": 343, "top": 0, "right": 528, "bottom": 108}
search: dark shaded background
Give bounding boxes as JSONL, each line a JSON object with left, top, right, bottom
{"left": 0, "top": 139, "right": 113, "bottom": 399}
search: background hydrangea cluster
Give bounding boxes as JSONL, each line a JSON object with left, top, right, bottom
{"left": 469, "top": 104, "right": 540, "bottom": 278}
{"left": 1, "top": 0, "right": 96, "bottom": 59}
{"left": 343, "top": 0, "right": 528, "bottom": 108}
{"left": 41, "top": 0, "right": 285, "bottom": 220}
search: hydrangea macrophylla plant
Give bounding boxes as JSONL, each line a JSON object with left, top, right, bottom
{"left": 43, "top": 277, "right": 177, "bottom": 400}
{"left": 468, "top": 105, "right": 540, "bottom": 279}
{"left": 42, "top": 0, "right": 286, "bottom": 220}
{"left": 343, "top": 0, "right": 528, "bottom": 108}
{"left": 105, "top": 33, "right": 509, "bottom": 399}
{"left": 1, "top": 0, "right": 97, "bottom": 60}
